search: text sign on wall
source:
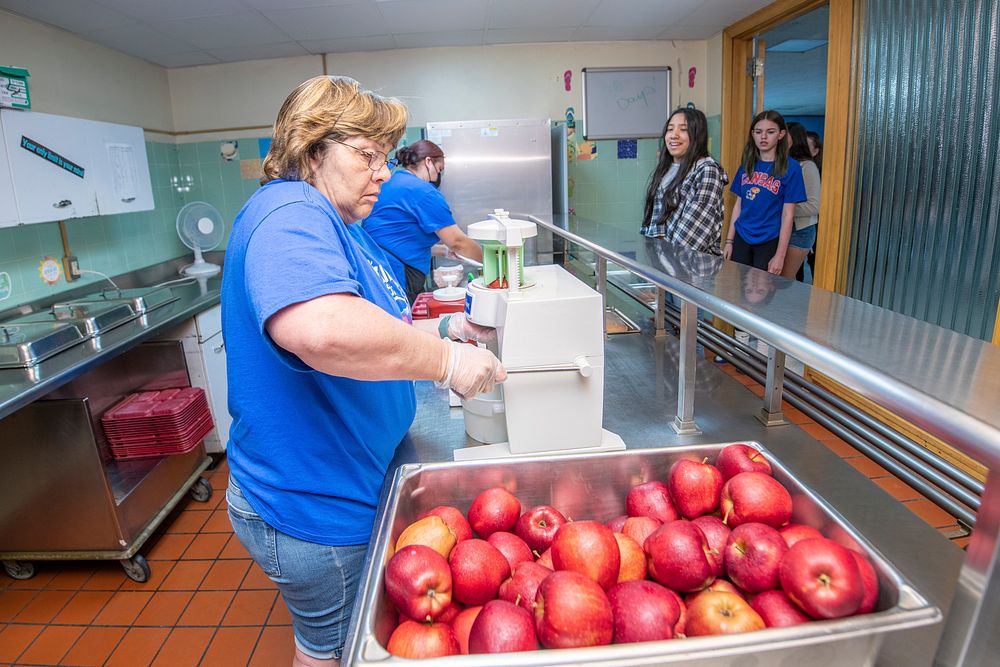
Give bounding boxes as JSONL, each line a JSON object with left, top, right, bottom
{"left": 19, "top": 135, "right": 85, "bottom": 178}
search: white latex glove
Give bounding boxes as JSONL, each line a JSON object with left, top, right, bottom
{"left": 435, "top": 339, "right": 506, "bottom": 399}
{"left": 439, "top": 313, "right": 497, "bottom": 344}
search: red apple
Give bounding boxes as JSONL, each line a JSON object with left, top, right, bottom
{"left": 607, "top": 579, "right": 681, "bottom": 643}
{"left": 720, "top": 472, "right": 793, "bottom": 528}
{"left": 420, "top": 505, "right": 474, "bottom": 542}
{"left": 384, "top": 544, "right": 453, "bottom": 622}
{"left": 403, "top": 599, "right": 462, "bottom": 626}
{"left": 499, "top": 561, "right": 552, "bottom": 612}
{"left": 467, "top": 598, "right": 539, "bottom": 653}
{"left": 535, "top": 547, "right": 553, "bottom": 569}
{"left": 779, "top": 523, "right": 824, "bottom": 548}
{"left": 612, "top": 532, "right": 647, "bottom": 582}
{"left": 685, "top": 591, "right": 765, "bottom": 636}
{"left": 665, "top": 587, "right": 687, "bottom": 636}
{"left": 551, "top": 520, "right": 621, "bottom": 590}
{"left": 534, "top": 570, "right": 614, "bottom": 648}
{"left": 449, "top": 538, "right": 511, "bottom": 605}
{"left": 468, "top": 487, "right": 521, "bottom": 538}
{"left": 450, "top": 605, "right": 482, "bottom": 655}
{"left": 669, "top": 458, "right": 724, "bottom": 519}
{"left": 622, "top": 516, "right": 662, "bottom": 549}
{"left": 749, "top": 589, "right": 811, "bottom": 627}
{"left": 779, "top": 538, "right": 864, "bottom": 619}
{"left": 716, "top": 443, "right": 773, "bottom": 480}
{"left": 487, "top": 531, "right": 534, "bottom": 572}
{"left": 849, "top": 550, "right": 879, "bottom": 614}
{"left": 626, "top": 480, "right": 680, "bottom": 523}
{"left": 515, "top": 505, "right": 568, "bottom": 553}
{"left": 644, "top": 520, "right": 716, "bottom": 592}
{"left": 387, "top": 619, "right": 460, "bottom": 658}
{"left": 686, "top": 578, "right": 745, "bottom": 606}
{"left": 606, "top": 514, "right": 628, "bottom": 533}
{"left": 692, "top": 515, "right": 730, "bottom": 577}
{"left": 724, "top": 522, "right": 788, "bottom": 593}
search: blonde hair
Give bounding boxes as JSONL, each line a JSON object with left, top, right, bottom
{"left": 261, "top": 75, "right": 408, "bottom": 185}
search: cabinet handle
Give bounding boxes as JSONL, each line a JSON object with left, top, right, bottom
{"left": 121, "top": 197, "right": 135, "bottom": 203}
{"left": 53, "top": 199, "right": 72, "bottom": 208}
{"left": 213, "top": 342, "right": 225, "bottom": 353}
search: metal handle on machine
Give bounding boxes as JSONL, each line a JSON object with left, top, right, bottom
{"left": 506, "top": 356, "right": 592, "bottom": 377}
{"left": 213, "top": 341, "right": 225, "bottom": 353}
{"left": 121, "top": 197, "right": 135, "bottom": 203}
{"left": 53, "top": 199, "right": 72, "bottom": 208}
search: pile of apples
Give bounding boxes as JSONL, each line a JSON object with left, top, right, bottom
{"left": 381, "top": 444, "right": 880, "bottom": 659}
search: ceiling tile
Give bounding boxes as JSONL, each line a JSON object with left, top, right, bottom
{"left": 262, "top": 4, "right": 385, "bottom": 41}
{"left": 299, "top": 35, "right": 397, "bottom": 53}
{"left": 485, "top": 0, "right": 598, "bottom": 30}
{"left": 572, "top": 25, "right": 666, "bottom": 41}
{"left": 80, "top": 20, "right": 198, "bottom": 57}
{"left": 586, "top": 0, "right": 692, "bottom": 28}
{"left": 239, "top": 0, "right": 360, "bottom": 9}
{"left": 206, "top": 42, "right": 312, "bottom": 62}
{"left": 151, "top": 51, "right": 223, "bottom": 68}
{"left": 485, "top": 27, "right": 577, "bottom": 45}
{"left": 658, "top": 24, "right": 719, "bottom": 40}
{"left": 93, "top": 0, "right": 248, "bottom": 22}
{"left": 392, "top": 30, "right": 485, "bottom": 49}
{"left": 679, "top": 0, "right": 773, "bottom": 27}
{"left": 376, "top": 0, "right": 488, "bottom": 34}
{"left": 155, "top": 11, "right": 292, "bottom": 49}
{"left": 0, "top": 0, "right": 134, "bottom": 33}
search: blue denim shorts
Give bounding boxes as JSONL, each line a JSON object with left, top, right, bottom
{"left": 789, "top": 224, "right": 817, "bottom": 250}
{"left": 226, "top": 477, "right": 368, "bottom": 660}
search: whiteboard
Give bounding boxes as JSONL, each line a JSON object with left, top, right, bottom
{"left": 581, "top": 67, "right": 672, "bottom": 140}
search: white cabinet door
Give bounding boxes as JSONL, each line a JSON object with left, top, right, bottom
{"left": 0, "top": 115, "right": 16, "bottom": 227}
{"left": 89, "top": 119, "right": 154, "bottom": 215}
{"left": 200, "top": 329, "right": 231, "bottom": 452}
{"left": 1, "top": 109, "right": 99, "bottom": 223}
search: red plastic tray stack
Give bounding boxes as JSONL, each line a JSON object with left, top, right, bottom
{"left": 411, "top": 292, "right": 465, "bottom": 320}
{"left": 101, "top": 387, "right": 214, "bottom": 460}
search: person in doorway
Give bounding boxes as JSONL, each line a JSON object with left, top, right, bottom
{"left": 723, "top": 109, "right": 806, "bottom": 274}
{"left": 807, "top": 130, "right": 823, "bottom": 174}
{"left": 364, "top": 140, "right": 482, "bottom": 302}
{"left": 640, "top": 107, "right": 728, "bottom": 253}
{"left": 221, "top": 75, "right": 505, "bottom": 667}
{"left": 781, "top": 122, "right": 821, "bottom": 280}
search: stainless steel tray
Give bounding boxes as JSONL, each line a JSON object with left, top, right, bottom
{"left": 0, "top": 322, "right": 86, "bottom": 368}
{"left": 345, "top": 443, "right": 940, "bottom": 667}
{"left": 11, "top": 302, "right": 136, "bottom": 338}
{"left": 53, "top": 286, "right": 178, "bottom": 315}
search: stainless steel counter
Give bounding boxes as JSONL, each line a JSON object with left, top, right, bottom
{"left": 0, "top": 256, "right": 222, "bottom": 420}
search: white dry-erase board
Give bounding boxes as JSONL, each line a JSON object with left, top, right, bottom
{"left": 581, "top": 67, "right": 672, "bottom": 140}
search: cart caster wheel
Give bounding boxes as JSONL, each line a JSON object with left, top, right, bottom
{"left": 120, "top": 554, "right": 150, "bottom": 583}
{"left": 189, "top": 477, "right": 213, "bottom": 503}
{"left": 3, "top": 560, "right": 35, "bottom": 580}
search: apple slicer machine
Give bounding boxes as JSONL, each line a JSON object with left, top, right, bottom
{"left": 453, "top": 209, "right": 625, "bottom": 461}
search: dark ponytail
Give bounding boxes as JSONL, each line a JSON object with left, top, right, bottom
{"left": 396, "top": 139, "right": 444, "bottom": 169}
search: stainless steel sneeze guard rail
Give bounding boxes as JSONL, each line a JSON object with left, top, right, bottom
{"left": 522, "top": 213, "right": 1000, "bottom": 667}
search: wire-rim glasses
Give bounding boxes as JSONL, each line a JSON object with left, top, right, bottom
{"left": 327, "top": 138, "right": 397, "bottom": 172}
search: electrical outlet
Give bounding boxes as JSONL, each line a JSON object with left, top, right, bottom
{"left": 63, "top": 255, "right": 80, "bottom": 282}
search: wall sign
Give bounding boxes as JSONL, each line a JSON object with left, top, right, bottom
{"left": 0, "top": 272, "right": 11, "bottom": 301}
{"left": 20, "top": 135, "right": 85, "bottom": 178}
{"left": 38, "top": 256, "right": 61, "bottom": 285}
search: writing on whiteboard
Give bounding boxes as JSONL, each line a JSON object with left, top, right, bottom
{"left": 617, "top": 86, "right": 656, "bottom": 111}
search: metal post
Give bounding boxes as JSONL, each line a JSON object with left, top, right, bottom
{"left": 670, "top": 299, "right": 701, "bottom": 435}
{"left": 755, "top": 344, "right": 788, "bottom": 427}
{"left": 596, "top": 256, "right": 608, "bottom": 337}
{"left": 934, "top": 469, "right": 1000, "bottom": 666}
{"left": 654, "top": 289, "right": 666, "bottom": 339}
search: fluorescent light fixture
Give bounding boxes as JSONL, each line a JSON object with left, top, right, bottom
{"left": 766, "top": 39, "right": 828, "bottom": 53}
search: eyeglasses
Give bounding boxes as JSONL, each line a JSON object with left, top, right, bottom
{"left": 328, "top": 138, "right": 398, "bottom": 171}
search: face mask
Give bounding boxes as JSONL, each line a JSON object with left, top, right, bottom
{"left": 432, "top": 172, "right": 442, "bottom": 189}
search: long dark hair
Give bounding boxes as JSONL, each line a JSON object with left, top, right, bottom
{"left": 807, "top": 131, "right": 823, "bottom": 174}
{"left": 641, "top": 107, "right": 710, "bottom": 229}
{"left": 740, "top": 109, "right": 790, "bottom": 179}
{"left": 395, "top": 139, "right": 444, "bottom": 169}
{"left": 786, "top": 122, "right": 813, "bottom": 162}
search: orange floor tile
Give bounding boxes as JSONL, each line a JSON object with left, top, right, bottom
{"left": 0, "top": 367, "right": 974, "bottom": 665}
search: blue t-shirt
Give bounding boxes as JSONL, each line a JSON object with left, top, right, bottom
{"left": 729, "top": 159, "right": 806, "bottom": 244}
{"left": 363, "top": 170, "right": 457, "bottom": 286}
{"left": 221, "top": 179, "right": 416, "bottom": 546}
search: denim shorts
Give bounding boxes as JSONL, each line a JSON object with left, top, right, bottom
{"left": 789, "top": 224, "right": 817, "bottom": 249}
{"left": 226, "top": 477, "right": 368, "bottom": 660}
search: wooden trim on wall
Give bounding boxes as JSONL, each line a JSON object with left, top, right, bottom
{"left": 993, "top": 297, "right": 1000, "bottom": 345}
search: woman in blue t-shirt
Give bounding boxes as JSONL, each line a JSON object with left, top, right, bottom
{"left": 723, "top": 110, "right": 806, "bottom": 274}
{"left": 364, "top": 140, "right": 482, "bottom": 302}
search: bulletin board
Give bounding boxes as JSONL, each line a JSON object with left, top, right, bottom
{"left": 581, "top": 67, "right": 672, "bottom": 140}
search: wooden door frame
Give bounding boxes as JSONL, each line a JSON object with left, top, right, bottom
{"left": 721, "top": 0, "right": 858, "bottom": 293}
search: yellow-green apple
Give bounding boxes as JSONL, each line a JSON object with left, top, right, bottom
{"left": 449, "top": 539, "right": 511, "bottom": 605}
{"left": 749, "top": 589, "right": 810, "bottom": 627}
{"left": 468, "top": 487, "right": 521, "bottom": 538}
{"left": 716, "top": 444, "right": 773, "bottom": 480}
{"left": 669, "top": 458, "right": 724, "bottom": 519}
{"left": 468, "top": 598, "right": 539, "bottom": 653}
{"left": 724, "top": 522, "right": 788, "bottom": 593}
{"left": 419, "top": 505, "right": 473, "bottom": 542}
{"left": 626, "top": 480, "right": 680, "bottom": 523}
{"left": 551, "top": 520, "right": 621, "bottom": 590}
{"left": 515, "top": 505, "right": 567, "bottom": 552}
{"left": 387, "top": 620, "right": 460, "bottom": 658}
{"left": 779, "top": 538, "right": 864, "bottom": 619}
{"left": 534, "top": 570, "right": 614, "bottom": 648}
{"left": 607, "top": 579, "right": 682, "bottom": 643}
{"left": 685, "top": 590, "right": 765, "bottom": 636}
{"left": 499, "top": 561, "right": 552, "bottom": 611}
{"left": 644, "top": 520, "right": 716, "bottom": 592}
{"left": 612, "top": 532, "right": 647, "bottom": 582}
{"left": 487, "top": 531, "right": 533, "bottom": 572}
{"left": 721, "top": 472, "right": 793, "bottom": 528}
{"left": 394, "top": 515, "right": 457, "bottom": 559}
{"left": 384, "top": 544, "right": 453, "bottom": 622}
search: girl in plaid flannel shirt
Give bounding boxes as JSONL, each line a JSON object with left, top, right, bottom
{"left": 641, "top": 108, "right": 728, "bottom": 255}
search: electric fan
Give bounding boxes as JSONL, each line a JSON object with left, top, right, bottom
{"left": 176, "top": 202, "right": 224, "bottom": 277}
